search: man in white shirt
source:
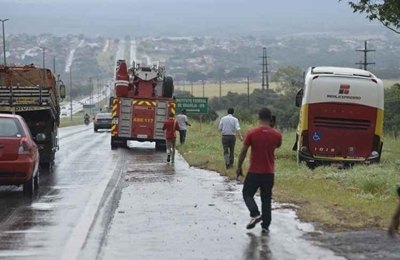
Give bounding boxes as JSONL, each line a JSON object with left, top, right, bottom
{"left": 218, "top": 108, "right": 242, "bottom": 169}
{"left": 176, "top": 109, "right": 191, "bottom": 144}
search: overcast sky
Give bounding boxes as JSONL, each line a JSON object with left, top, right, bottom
{"left": 0, "top": 0, "right": 381, "bottom": 37}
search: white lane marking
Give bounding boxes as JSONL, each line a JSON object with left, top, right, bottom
{"left": 59, "top": 158, "right": 120, "bottom": 260}
{"left": 0, "top": 251, "right": 40, "bottom": 257}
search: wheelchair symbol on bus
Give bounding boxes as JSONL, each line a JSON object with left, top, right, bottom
{"left": 312, "top": 131, "right": 321, "bottom": 141}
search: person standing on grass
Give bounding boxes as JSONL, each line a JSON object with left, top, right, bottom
{"left": 176, "top": 109, "right": 191, "bottom": 144}
{"left": 236, "top": 108, "right": 282, "bottom": 234}
{"left": 218, "top": 108, "right": 243, "bottom": 169}
{"left": 162, "top": 112, "right": 180, "bottom": 163}
{"left": 388, "top": 186, "right": 400, "bottom": 237}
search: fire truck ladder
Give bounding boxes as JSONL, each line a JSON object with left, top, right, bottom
{"left": 118, "top": 98, "right": 132, "bottom": 137}
{"left": 154, "top": 100, "right": 167, "bottom": 139}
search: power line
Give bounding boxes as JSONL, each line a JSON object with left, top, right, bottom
{"left": 261, "top": 47, "right": 269, "bottom": 90}
{"left": 356, "top": 40, "right": 375, "bottom": 71}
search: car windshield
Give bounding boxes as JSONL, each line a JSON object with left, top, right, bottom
{"left": 96, "top": 113, "right": 112, "bottom": 119}
{"left": 0, "top": 118, "right": 25, "bottom": 137}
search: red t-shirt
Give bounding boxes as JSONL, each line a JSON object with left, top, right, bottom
{"left": 162, "top": 118, "right": 180, "bottom": 140}
{"left": 243, "top": 125, "right": 282, "bottom": 174}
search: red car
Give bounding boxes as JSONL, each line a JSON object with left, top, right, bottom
{"left": 0, "top": 114, "right": 42, "bottom": 195}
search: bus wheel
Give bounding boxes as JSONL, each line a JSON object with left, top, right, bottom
{"left": 306, "top": 161, "right": 316, "bottom": 170}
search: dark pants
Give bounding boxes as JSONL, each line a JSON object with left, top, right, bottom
{"left": 222, "top": 135, "right": 236, "bottom": 167}
{"left": 179, "top": 130, "right": 187, "bottom": 144}
{"left": 242, "top": 173, "right": 274, "bottom": 229}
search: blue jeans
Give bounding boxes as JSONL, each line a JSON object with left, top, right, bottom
{"left": 179, "top": 130, "right": 187, "bottom": 144}
{"left": 242, "top": 173, "right": 274, "bottom": 229}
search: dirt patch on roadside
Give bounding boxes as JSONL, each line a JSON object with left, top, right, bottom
{"left": 307, "top": 230, "right": 400, "bottom": 260}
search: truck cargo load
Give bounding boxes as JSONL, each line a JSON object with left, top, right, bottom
{"left": 0, "top": 64, "right": 65, "bottom": 168}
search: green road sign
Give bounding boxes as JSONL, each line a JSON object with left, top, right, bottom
{"left": 176, "top": 97, "right": 208, "bottom": 114}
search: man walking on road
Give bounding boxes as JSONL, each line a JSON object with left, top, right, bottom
{"left": 218, "top": 108, "right": 242, "bottom": 169}
{"left": 236, "top": 108, "right": 282, "bottom": 233}
{"left": 162, "top": 112, "right": 180, "bottom": 163}
{"left": 176, "top": 109, "right": 191, "bottom": 144}
{"left": 388, "top": 186, "right": 400, "bottom": 237}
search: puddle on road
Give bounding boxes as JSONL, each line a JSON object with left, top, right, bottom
{"left": 30, "top": 203, "right": 55, "bottom": 211}
{"left": 2, "top": 230, "right": 45, "bottom": 234}
{"left": 101, "top": 150, "right": 345, "bottom": 260}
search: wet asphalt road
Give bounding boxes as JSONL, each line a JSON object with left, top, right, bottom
{"left": 0, "top": 125, "right": 397, "bottom": 259}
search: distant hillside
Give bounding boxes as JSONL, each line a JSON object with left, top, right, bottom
{"left": 2, "top": 33, "right": 399, "bottom": 94}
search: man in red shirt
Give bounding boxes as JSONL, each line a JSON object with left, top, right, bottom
{"left": 388, "top": 186, "right": 400, "bottom": 237}
{"left": 162, "top": 113, "right": 180, "bottom": 163}
{"left": 236, "top": 108, "right": 282, "bottom": 233}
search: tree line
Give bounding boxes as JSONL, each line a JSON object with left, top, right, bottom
{"left": 177, "top": 66, "right": 400, "bottom": 135}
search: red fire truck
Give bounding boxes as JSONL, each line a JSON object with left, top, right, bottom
{"left": 110, "top": 60, "right": 175, "bottom": 150}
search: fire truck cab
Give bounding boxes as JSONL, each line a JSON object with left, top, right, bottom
{"left": 111, "top": 60, "right": 175, "bottom": 150}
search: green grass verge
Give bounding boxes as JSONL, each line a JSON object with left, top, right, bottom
{"left": 177, "top": 120, "right": 400, "bottom": 231}
{"left": 59, "top": 97, "right": 110, "bottom": 128}
{"left": 59, "top": 110, "right": 87, "bottom": 127}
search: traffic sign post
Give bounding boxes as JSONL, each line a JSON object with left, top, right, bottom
{"left": 176, "top": 97, "right": 208, "bottom": 114}
{"left": 176, "top": 97, "right": 208, "bottom": 131}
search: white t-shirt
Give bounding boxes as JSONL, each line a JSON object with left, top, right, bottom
{"left": 218, "top": 114, "right": 240, "bottom": 135}
{"left": 176, "top": 114, "right": 188, "bottom": 130}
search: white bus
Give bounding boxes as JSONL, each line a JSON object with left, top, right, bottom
{"left": 294, "top": 66, "right": 384, "bottom": 168}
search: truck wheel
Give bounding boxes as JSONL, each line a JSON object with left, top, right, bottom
{"left": 34, "top": 170, "right": 40, "bottom": 191}
{"left": 40, "top": 162, "right": 53, "bottom": 170}
{"left": 155, "top": 141, "right": 166, "bottom": 151}
{"left": 162, "top": 76, "right": 174, "bottom": 98}
{"left": 111, "top": 143, "right": 118, "bottom": 150}
{"left": 94, "top": 128, "right": 98, "bottom": 132}
{"left": 23, "top": 175, "right": 34, "bottom": 196}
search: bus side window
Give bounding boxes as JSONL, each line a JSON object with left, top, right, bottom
{"left": 295, "top": 88, "right": 303, "bottom": 107}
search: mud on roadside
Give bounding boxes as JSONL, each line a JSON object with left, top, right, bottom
{"left": 306, "top": 230, "right": 400, "bottom": 260}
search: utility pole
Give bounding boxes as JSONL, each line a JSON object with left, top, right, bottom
{"left": 0, "top": 19, "right": 9, "bottom": 66}
{"left": 202, "top": 80, "right": 205, "bottom": 97}
{"left": 247, "top": 76, "right": 250, "bottom": 108}
{"left": 98, "top": 79, "right": 101, "bottom": 104}
{"left": 70, "top": 69, "right": 73, "bottom": 121}
{"left": 219, "top": 78, "right": 222, "bottom": 98}
{"left": 261, "top": 47, "right": 270, "bottom": 90}
{"left": 40, "top": 46, "right": 46, "bottom": 87}
{"left": 356, "top": 40, "right": 375, "bottom": 71}
{"left": 53, "top": 55, "right": 56, "bottom": 75}
{"left": 89, "top": 77, "right": 93, "bottom": 109}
